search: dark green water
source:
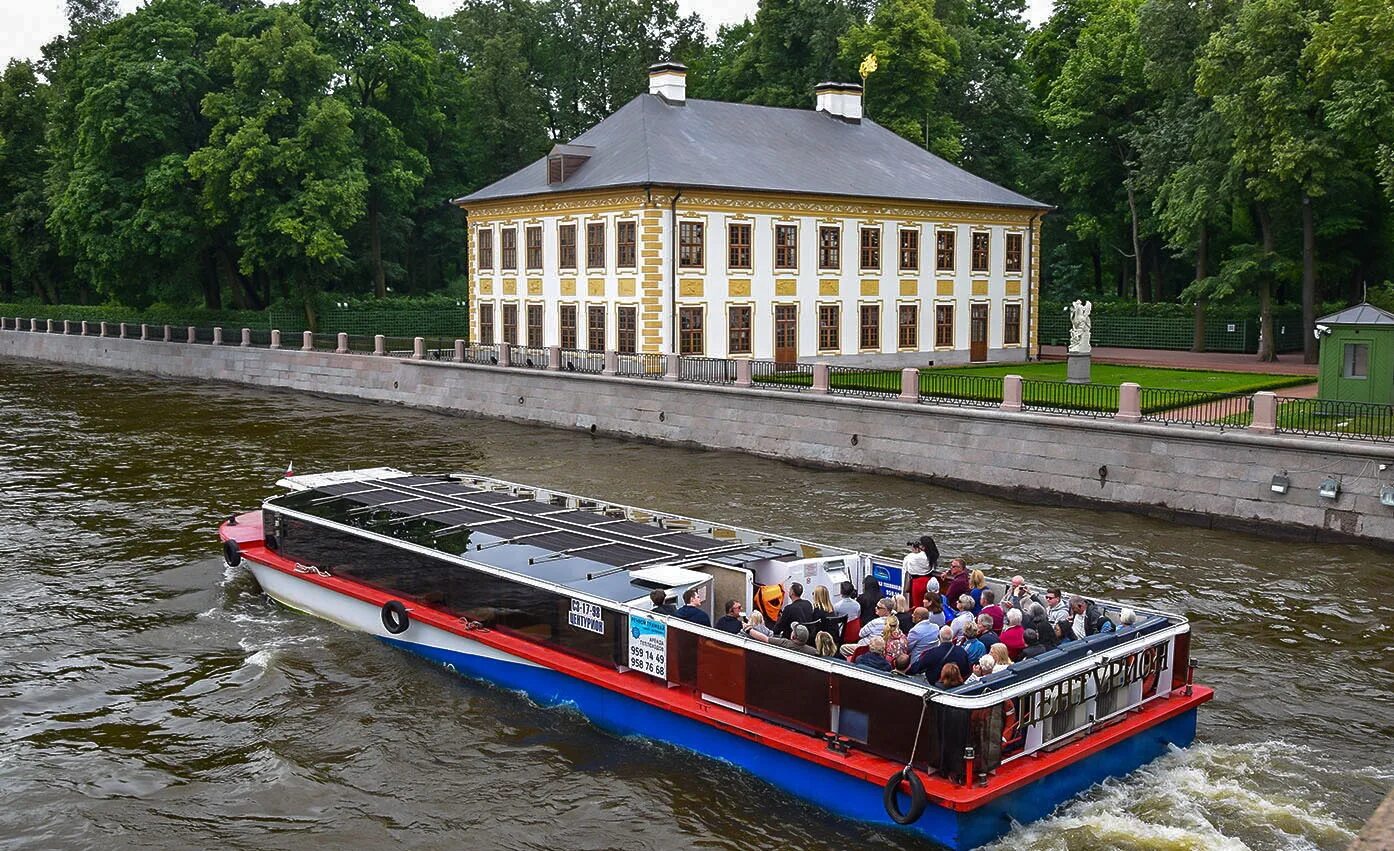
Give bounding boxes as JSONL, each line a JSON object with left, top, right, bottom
{"left": 0, "top": 358, "right": 1389, "bottom": 850}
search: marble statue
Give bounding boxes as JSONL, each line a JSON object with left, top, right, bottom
{"left": 1067, "top": 300, "right": 1093, "bottom": 354}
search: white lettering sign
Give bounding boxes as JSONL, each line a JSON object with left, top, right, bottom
{"left": 628, "top": 612, "right": 667, "bottom": 679}
{"left": 568, "top": 599, "right": 605, "bottom": 635}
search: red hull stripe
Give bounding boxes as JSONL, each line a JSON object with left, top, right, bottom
{"left": 222, "top": 512, "right": 1212, "bottom": 812}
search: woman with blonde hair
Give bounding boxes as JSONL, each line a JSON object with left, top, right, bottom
{"left": 990, "top": 643, "right": 1012, "bottom": 671}
{"left": 892, "top": 593, "right": 914, "bottom": 633}
{"left": 815, "top": 631, "right": 838, "bottom": 658}
{"left": 969, "top": 569, "right": 988, "bottom": 611}
{"left": 811, "top": 585, "right": 836, "bottom": 618}
{"left": 881, "top": 615, "right": 908, "bottom": 664}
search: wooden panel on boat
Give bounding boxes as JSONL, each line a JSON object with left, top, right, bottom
{"left": 745, "top": 651, "right": 830, "bottom": 733}
{"left": 834, "top": 671, "right": 940, "bottom": 771}
{"left": 696, "top": 637, "right": 746, "bottom": 707}
{"left": 667, "top": 629, "right": 699, "bottom": 688}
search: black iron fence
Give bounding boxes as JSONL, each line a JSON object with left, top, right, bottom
{"left": 825, "top": 365, "right": 901, "bottom": 398}
{"left": 750, "top": 360, "right": 815, "bottom": 391}
{"left": 1022, "top": 379, "right": 1119, "bottom": 418}
{"left": 1274, "top": 397, "right": 1394, "bottom": 442}
{"left": 559, "top": 348, "right": 606, "bottom": 374}
{"left": 919, "top": 373, "right": 1005, "bottom": 408}
{"left": 1139, "top": 388, "right": 1253, "bottom": 428}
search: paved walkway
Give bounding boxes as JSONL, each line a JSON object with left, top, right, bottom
{"left": 1040, "top": 345, "right": 1319, "bottom": 376}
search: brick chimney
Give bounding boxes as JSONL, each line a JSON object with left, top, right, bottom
{"left": 648, "top": 61, "right": 687, "bottom": 104}
{"left": 815, "top": 82, "right": 863, "bottom": 123}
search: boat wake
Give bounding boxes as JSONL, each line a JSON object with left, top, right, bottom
{"left": 982, "top": 740, "right": 1358, "bottom": 851}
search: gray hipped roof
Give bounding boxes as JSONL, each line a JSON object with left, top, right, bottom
{"left": 456, "top": 94, "right": 1049, "bottom": 210}
{"left": 1317, "top": 303, "right": 1394, "bottom": 326}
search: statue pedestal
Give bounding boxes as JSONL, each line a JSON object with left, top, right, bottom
{"left": 1066, "top": 352, "right": 1092, "bottom": 384}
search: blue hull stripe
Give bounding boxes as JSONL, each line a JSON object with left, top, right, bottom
{"left": 385, "top": 636, "right": 1198, "bottom": 850}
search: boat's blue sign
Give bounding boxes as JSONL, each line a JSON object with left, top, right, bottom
{"left": 628, "top": 613, "right": 667, "bottom": 679}
{"left": 568, "top": 599, "right": 606, "bottom": 635}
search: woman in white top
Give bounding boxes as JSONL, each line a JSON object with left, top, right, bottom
{"left": 742, "top": 609, "right": 772, "bottom": 642}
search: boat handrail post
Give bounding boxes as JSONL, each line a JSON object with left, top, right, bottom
{"left": 963, "top": 746, "right": 976, "bottom": 787}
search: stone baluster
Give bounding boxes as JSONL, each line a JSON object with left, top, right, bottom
{"left": 1001, "top": 374, "right": 1023, "bottom": 413}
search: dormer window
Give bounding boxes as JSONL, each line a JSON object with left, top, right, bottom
{"left": 547, "top": 143, "right": 595, "bottom": 185}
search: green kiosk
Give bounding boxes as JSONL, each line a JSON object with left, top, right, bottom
{"left": 1316, "top": 303, "right": 1394, "bottom": 405}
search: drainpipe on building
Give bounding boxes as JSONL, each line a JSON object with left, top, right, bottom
{"left": 669, "top": 189, "right": 683, "bottom": 355}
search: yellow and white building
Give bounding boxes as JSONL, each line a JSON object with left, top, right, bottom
{"left": 454, "top": 63, "right": 1049, "bottom": 365}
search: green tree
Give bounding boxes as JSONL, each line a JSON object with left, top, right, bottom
{"left": 188, "top": 9, "right": 367, "bottom": 327}
{"left": 840, "top": 0, "right": 961, "bottom": 156}
{"left": 0, "top": 62, "right": 63, "bottom": 303}
{"left": 714, "top": 0, "right": 868, "bottom": 108}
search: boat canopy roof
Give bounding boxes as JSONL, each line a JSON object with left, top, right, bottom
{"left": 267, "top": 472, "right": 805, "bottom": 605}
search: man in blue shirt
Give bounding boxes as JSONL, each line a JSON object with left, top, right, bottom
{"left": 675, "top": 586, "right": 711, "bottom": 626}
{"left": 905, "top": 607, "right": 940, "bottom": 660}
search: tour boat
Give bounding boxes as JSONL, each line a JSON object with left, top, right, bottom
{"left": 218, "top": 468, "right": 1210, "bottom": 849}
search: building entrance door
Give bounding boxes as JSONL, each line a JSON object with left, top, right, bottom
{"left": 774, "top": 305, "right": 797, "bottom": 367}
{"left": 970, "top": 303, "right": 988, "bottom": 362}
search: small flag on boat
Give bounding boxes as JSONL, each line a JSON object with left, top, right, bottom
{"left": 285, "top": 461, "right": 294, "bottom": 477}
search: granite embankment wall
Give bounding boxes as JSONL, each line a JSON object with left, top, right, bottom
{"left": 3, "top": 328, "right": 1393, "bottom": 549}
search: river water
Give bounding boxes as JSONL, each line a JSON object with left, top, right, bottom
{"left": 0, "top": 358, "right": 1389, "bottom": 851}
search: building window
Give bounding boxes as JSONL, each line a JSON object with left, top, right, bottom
{"left": 1005, "top": 233, "right": 1023, "bottom": 273}
{"left": 971, "top": 231, "right": 990, "bottom": 273}
{"left": 728, "top": 305, "right": 752, "bottom": 354}
{"left": 679, "top": 221, "right": 704, "bottom": 268}
{"left": 818, "top": 226, "right": 840, "bottom": 270}
{"left": 587, "top": 305, "right": 605, "bottom": 351}
{"left": 859, "top": 304, "right": 880, "bottom": 351}
{"left": 935, "top": 304, "right": 954, "bottom": 348}
{"left": 860, "top": 227, "right": 880, "bottom": 270}
{"left": 479, "top": 303, "right": 495, "bottom": 344}
{"left": 1344, "top": 342, "right": 1369, "bottom": 378}
{"left": 899, "top": 229, "right": 918, "bottom": 272}
{"left": 775, "top": 224, "right": 798, "bottom": 270}
{"left": 526, "top": 303, "right": 544, "bottom": 346}
{"left": 501, "top": 227, "right": 517, "bottom": 271}
{"left": 936, "top": 230, "right": 955, "bottom": 272}
{"left": 559, "top": 304, "right": 578, "bottom": 349}
{"left": 502, "top": 303, "right": 519, "bottom": 344}
{"left": 898, "top": 304, "right": 917, "bottom": 349}
{"left": 679, "top": 307, "right": 704, "bottom": 355}
{"left": 818, "top": 304, "right": 840, "bottom": 351}
{"left": 728, "top": 222, "right": 752, "bottom": 270}
{"left": 525, "top": 225, "right": 544, "bottom": 270}
{"left": 586, "top": 222, "right": 605, "bottom": 270}
{"left": 617, "top": 220, "right": 637, "bottom": 267}
{"left": 1004, "top": 303, "right": 1021, "bottom": 345}
{"left": 617, "top": 306, "right": 637, "bottom": 354}
{"left": 477, "top": 229, "right": 493, "bottom": 271}
{"left": 557, "top": 223, "right": 576, "bottom": 269}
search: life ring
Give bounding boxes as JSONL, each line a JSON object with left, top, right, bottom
{"left": 882, "top": 766, "right": 928, "bottom": 825}
{"left": 223, "top": 539, "right": 241, "bottom": 567}
{"left": 1002, "top": 698, "right": 1019, "bottom": 744}
{"left": 382, "top": 601, "right": 410, "bottom": 635}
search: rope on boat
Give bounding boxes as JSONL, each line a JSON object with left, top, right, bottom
{"left": 292, "top": 563, "right": 331, "bottom": 577}
{"left": 907, "top": 690, "right": 930, "bottom": 769}
{"left": 882, "top": 691, "right": 932, "bottom": 825}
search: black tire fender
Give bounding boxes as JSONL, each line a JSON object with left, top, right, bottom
{"left": 223, "top": 539, "right": 242, "bottom": 567}
{"left": 883, "top": 766, "right": 928, "bottom": 825}
{"left": 382, "top": 600, "right": 410, "bottom": 635}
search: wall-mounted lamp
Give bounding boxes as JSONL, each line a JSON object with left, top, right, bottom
{"left": 1270, "top": 473, "right": 1290, "bottom": 494}
{"left": 1380, "top": 484, "right": 1394, "bottom": 508}
{"left": 1318, "top": 477, "right": 1341, "bottom": 500}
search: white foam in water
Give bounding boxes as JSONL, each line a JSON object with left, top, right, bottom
{"left": 244, "top": 648, "right": 275, "bottom": 669}
{"left": 981, "top": 741, "right": 1356, "bottom": 851}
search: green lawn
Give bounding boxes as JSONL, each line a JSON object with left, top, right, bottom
{"left": 927, "top": 361, "right": 1313, "bottom": 395}
{"left": 1213, "top": 398, "right": 1394, "bottom": 440}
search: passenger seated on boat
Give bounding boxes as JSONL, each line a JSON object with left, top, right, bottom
{"left": 892, "top": 594, "right": 914, "bottom": 633}
{"left": 892, "top": 653, "right": 911, "bottom": 675}
{"left": 944, "top": 559, "right": 970, "bottom": 606}
{"left": 1118, "top": 607, "right": 1137, "bottom": 627}
{"left": 1045, "top": 588, "right": 1069, "bottom": 624}
{"left": 908, "top": 626, "right": 970, "bottom": 680}
{"left": 854, "top": 636, "right": 891, "bottom": 670}
{"left": 857, "top": 575, "right": 882, "bottom": 622}
{"left": 769, "top": 623, "right": 817, "bottom": 654}
{"left": 715, "top": 600, "right": 744, "bottom": 634}
{"left": 959, "top": 621, "right": 987, "bottom": 663}
{"left": 966, "top": 654, "right": 996, "bottom": 684}
{"left": 935, "top": 662, "right": 966, "bottom": 689}
{"left": 990, "top": 643, "right": 1013, "bottom": 670}
{"left": 975, "top": 613, "right": 1000, "bottom": 650}
{"left": 1020, "top": 629, "right": 1050, "bottom": 659}
{"left": 815, "top": 632, "right": 839, "bottom": 658}
{"left": 921, "top": 592, "right": 946, "bottom": 627}
{"left": 969, "top": 569, "right": 989, "bottom": 611}
{"left": 880, "top": 615, "right": 908, "bottom": 664}
{"left": 676, "top": 587, "right": 712, "bottom": 627}
{"left": 979, "top": 590, "right": 1004, "bottom": 633}
{"left": 834, "top": 581, "right": 862, "bottom": 620}
{"left": 741, "top": 610, "right": 772, "bottom": 642}
{"left": 774, "top": 582, "right": 814, "bottom": 638}
{"left": 949, "top": 595, "right": 976, "bottom": 639}
{"left": 1066, "top": 595, "right": 1107, "bottom": 640}
{"left": 1026, "top": 602, "right": 1056, "bottom": 649}
{"left": 905, "top": 607, "right": 940, "bottom": 659}
{"left": 1001, "top": 575, "right": 1035, "bottom": 611}
{"left": 839, "top": 598, "right": 890, "bottom": 657}
{"left": 811, "top": 585, "right": 837, "bottom": 620}
{"left": 1000, "top": 608, "right": 1027, "bottom": 660}
{"left": 649, "top": 588, "right": 678, "bottom": 616}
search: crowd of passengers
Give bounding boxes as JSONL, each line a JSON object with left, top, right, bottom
{"left": 649, "top": 536, "right": 1137, "bottom": 689}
